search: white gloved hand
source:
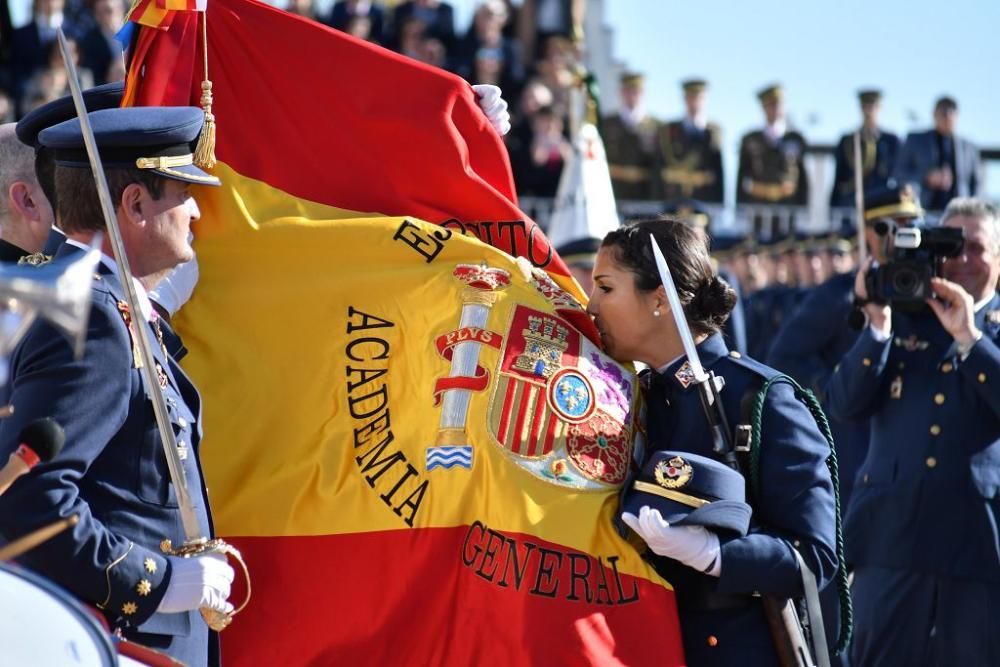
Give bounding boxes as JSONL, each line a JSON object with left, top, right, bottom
{"left": 472, "top": 84, "right": 511, "bottom": 136}
{"left": 622, "top": 506, "right": 722, "bottom": 577}
{"left": 157, "top": 553, "right": 235, "bottom": 614}
{"left": 149, "top": 252, "right": 200, "bottom": 318}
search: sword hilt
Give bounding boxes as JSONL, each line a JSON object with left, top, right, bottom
{"left": 161, "top": 537, "right": 252, "bottom": 631}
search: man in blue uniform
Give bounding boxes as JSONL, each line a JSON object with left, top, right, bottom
{"left": 829, "top": 90, "right": 900, "bottom": 209}
{"left": 827, "top": 197, "right": 1000, "bottom": 666}
{"left": 767, "top": 185, "right": 922, "bottom": 664}
{"left": 0, "top": 106, "right": 234, "bottom": 667}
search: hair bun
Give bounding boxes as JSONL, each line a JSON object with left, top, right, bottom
{"left": 691, "top": 275, "right": 737, "bottom": 329}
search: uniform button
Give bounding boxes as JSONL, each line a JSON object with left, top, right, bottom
{"left": 898, "top": 362, "right": 906, "bottom": 370}
{"left": 178, "top": 417, "right": 188, "bottom": 428}
{"left": 729, "top": 351, "right": 742, "bottom": 359}
{"left": 934, "top": 393, "right": 945, "bottom": 405}
{"left": 941, "top": 362, "right": 953, "bottom": 373}
{"left": 926, "top": 457, "right": 938, "bottom": 469}
{"left": 707, "top": 635, "right": 719, "bottom": 647}
{"left": 862, "top": 358, "right": 872, "bottom": 367}
{"left": 979, "top": 373, "right": 988, "bottom": 384}
{"left": 863, "top": 474, "right": 870, "bottom": 484}
{"left": 930, "top": 424, "right": 942, "bottom": 436}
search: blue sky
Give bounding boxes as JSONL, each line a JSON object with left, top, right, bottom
{"left": 599, "top": 0, "right": 1000, "bottom": 197}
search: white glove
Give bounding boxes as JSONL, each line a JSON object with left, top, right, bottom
{"left": 622, "top": 506, "right": 722, "bottom": 577}
{"left": 157, "top": 553, "right": 235, "bottom": 614}
{"left": 149, "top": 252, "right": 200, "bottom": 318}
{"left": 472, "top": 84, "right": 511, "bottom": 136}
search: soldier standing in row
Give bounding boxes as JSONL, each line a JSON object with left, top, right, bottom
{"left": 602, "top": 71, "right": 659, "bottom": 201}
{"left": 657, "top": 79, "right": 724, "bottom": 205}
{"left": 737, "top": 84, "right": 808, "bottom": 238}
{"left": 830, "top": 90, "right": 900, "bottom": 209}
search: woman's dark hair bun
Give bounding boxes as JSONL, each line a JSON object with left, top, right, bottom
{"left": 690, "top": 275, "right": 737, "bottom": 331}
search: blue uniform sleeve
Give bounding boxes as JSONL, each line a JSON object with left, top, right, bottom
{"left": 715, "top": 382, "right": 838, "bottom": 597}
{"left": 825, "top": 325, "right": 892, "bottom": 422}
{"left": 0, "top": 295, "right": 172, "bottom": 625}
{"left": 960, "top": 335, "right": 1000, "bottom": 419}
{"left": 766, "top": 285, "right": 844, "bottom": 398}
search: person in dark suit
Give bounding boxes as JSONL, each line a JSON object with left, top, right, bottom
{"left": 830, "top": 90, "right": 900, "bottom": 209}
{"left": 827, "top": 197, "right": 1000, "bottom": 666}
{"left": 326, "top": 0, "right": 386, "bottom": 43}
{"left": 390, "top": 0, "right": 455, "bottom": 50}
{"left": 588, "top": 217, "right": 837, "bottom": 665}
{"left": 601, "top": 71, "right": 659, "bottom": 201}
{"left": 895, "top": 96, "right": 982, "bottom": 211}
{"left": 10, "top": 0, "right": 81, "bottom": 109}
{"left": 0, "top": 106, "right": 234, "bottom": 667}
{"left": 657, "top": 79, "right": 724, "bottom": 205}
{"left": 78, "top": 0, "right": 125, "bottom": 86}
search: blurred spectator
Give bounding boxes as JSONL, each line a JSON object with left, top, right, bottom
{"left": 79, "top": 0, "right": 124, "bottom": 86}
{"left": 20, "top": 37, "right": 93, "bottom": 114}
{"left": 417, "top": 36, "right": 447, "bottom": 68}
{"left": 11, "top": 0, "right": 82, "bottom": 107}
{"left": 327, "top": 0, "right": 385, "bottom": 43}
{"left": 286, "top": 0, "right": 318, "bottom": 21}
{"left": 505, "top": 78, "right": 553, "bottom": 165}
{"left": 343, "top": 15, "right": 376, "bottom": 42}
{"left": 601, "top": 71, "right": 658, "bottom": 201}
{"left": 515, "top": 0, "right": 584, "bottom": 64}
{"left": 396, "top": 16, "right": 428, "bottom": 61}
{"left": 510, "top": 105, "right": 568, "bottom": 196}
{"left": 392, "top": 0, "right": 455, "bottom": 51}
{"left": 454, "top": 1, "right": 523, "bottom": 94}
{"left": 895, "top": 96, "right": 982, "bottom": 211}
{"left": 0, "top": 90, "right": 14, "bottom": 123}
{"left": 531, "top": 35, "right": 574, "bottom": 115}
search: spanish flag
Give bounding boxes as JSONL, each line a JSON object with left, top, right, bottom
{"left": 124, "top": 1, "right": 685, "bottom": 664}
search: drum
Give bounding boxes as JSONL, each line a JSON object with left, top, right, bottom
{"left": 0, "top": 561, "right": 117, "bottom": 666}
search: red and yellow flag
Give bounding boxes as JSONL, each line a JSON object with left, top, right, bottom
{"left": 124, "top": 1, "right": 686, "bottom": 664}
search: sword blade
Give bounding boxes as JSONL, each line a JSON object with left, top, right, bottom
{"left": 56, "top": 29, "right": 203, "bottom": 543}
{"left": 648, "top": 234, "right": 708, "bottom": 383}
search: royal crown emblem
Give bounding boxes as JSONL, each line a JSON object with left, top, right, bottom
{"left": 654, "top": 456, "right": 693, "bottom": 490}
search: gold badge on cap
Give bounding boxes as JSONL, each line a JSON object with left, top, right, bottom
{"left": 654, "top": 456, "right": 693, "bottom": 489}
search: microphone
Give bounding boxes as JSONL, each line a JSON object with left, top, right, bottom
{"left": 0, "top": 418, "right": 66, "bottom": 497}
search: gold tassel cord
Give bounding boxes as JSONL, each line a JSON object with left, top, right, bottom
{"left": 193, "top": 11, "right": 217, "bottom": 170}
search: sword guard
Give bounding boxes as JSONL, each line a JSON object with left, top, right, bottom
{"left": 160, "top": 537, "right": 252, "bottom": 632}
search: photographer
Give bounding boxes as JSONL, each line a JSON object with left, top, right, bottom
{"left": 827, "top": 197, "right": 1000, "bottom": 666}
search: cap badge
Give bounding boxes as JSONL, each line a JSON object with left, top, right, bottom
{"left": 654, "top": 456, "right": 693, "bottom": 490}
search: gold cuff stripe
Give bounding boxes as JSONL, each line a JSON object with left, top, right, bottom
{"left": 97, "top": 541, "right": 134, "bottom": 610}
{"left": 632, "top": 480, "right": 712, "bottom": 509}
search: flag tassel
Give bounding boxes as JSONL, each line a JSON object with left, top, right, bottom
{"left": 193, "top": 10, "right": 216, "bottom": 169}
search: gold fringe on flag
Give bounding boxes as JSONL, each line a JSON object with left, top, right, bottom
{"left": 193, "top": 10, "right": 217, "bottom": 169}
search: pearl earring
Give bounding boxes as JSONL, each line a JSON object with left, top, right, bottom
{"left": 653, "top": 309, "right": 661, "bottom": 317}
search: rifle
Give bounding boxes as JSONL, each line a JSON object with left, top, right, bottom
{"left": 648, "top": 235, "right": 829, "bottom": 667}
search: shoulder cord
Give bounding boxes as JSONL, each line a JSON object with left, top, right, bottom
{"left": 749, "top": 374, "right": 853, "bottom": 656}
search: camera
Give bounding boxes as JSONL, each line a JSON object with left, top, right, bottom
{"left": 865, "top": 220, "right": 965, "bottom": 309}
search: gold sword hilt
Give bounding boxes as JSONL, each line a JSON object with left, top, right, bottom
{"left": 161, "top": 537, "right": 252, "bottom": 632}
